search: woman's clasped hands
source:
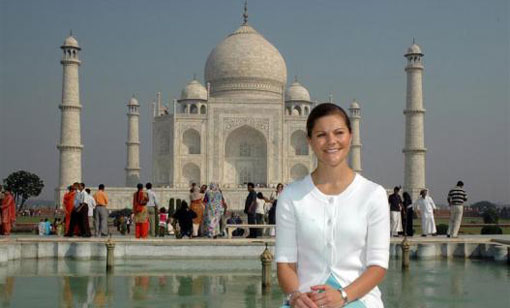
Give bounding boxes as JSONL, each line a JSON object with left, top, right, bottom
{"left": 290, "top": 285, "right": 345, "bottom": 308}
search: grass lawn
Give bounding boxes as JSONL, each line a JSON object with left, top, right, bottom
{"left": 16, "top": 216, "right": 61, "bottom": 224}
{"left": 411, "top": 217, "right": 510, "bottom": 235}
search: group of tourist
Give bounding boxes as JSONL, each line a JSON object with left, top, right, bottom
{"left": 183, "top": 182, "right": 227, "bottom": 239}
{"left": 388, "top": 182, "right": 468, "bottom": 237}
{"left": 0, "top": 185, "right": 16, "bottom": 236}
{"left": 128, "top": 182, "right": 230, "bottom": 239}
{"left": 243, "top": 182, "right": 282, "bottom": 238}
{"left": 38, "top": 217, "right": 65, "bottom": 236}
{"left": 62, "top": 182, "right": 109, "bottom": 238}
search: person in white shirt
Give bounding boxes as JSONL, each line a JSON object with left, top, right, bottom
{"left": 412, "top": 189, "right": 437, "bottom": 237}
{"left": 276, "top": 103, "right": 390, "bottom": 308}
{"left": 84, "top": 188, "right": 96, "bottom": 236}
{"left": 145, "top": 182, "right": 159, "bottom": 237}
{"left": 256, "top": 192, "right": 269, "bottom": 236}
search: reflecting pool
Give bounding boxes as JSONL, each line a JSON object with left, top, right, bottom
{"left": 0, "top": 258, "right": 508, "bottom": 307}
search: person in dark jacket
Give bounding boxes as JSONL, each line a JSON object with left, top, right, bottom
{"left": 244, "top": 182, "right": 258, "bottom": 238}
{"left": 173, "top": 201, "right": 197, "bottom": 238}
{"left": 403, "top": 192, "right": 414, "bottom": 236}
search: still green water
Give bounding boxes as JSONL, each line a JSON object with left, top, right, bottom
{"left": 0, "top": 258, "right": 508, "bottom": 307}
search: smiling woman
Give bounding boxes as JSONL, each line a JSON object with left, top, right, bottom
{"left": 276, "top": 103, "right": 390, "bottom": 308}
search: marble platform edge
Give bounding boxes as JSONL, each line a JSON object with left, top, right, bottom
{"left": 0, "top": 237, "right": 508, "bottom": 264}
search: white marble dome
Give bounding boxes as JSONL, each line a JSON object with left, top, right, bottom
{"left": 285, "top": 81, "right": 310, "bottom": 102}
{"left": 180, "top": 79, "right": 207, "bottom": 100}
{"left": 128, "top": 96, "right": 139, "bottom": 106}
{"left": 406, "top": 43, "right": 422, "bottom": 55}
{"left": 62, "top": 35, "right": 79, "bottom": 48}
{"left": 204, "top": 24, "right": 287, "bottom": 97}
{"left": 350, "top": 100, "right": 360, "bottom": 109}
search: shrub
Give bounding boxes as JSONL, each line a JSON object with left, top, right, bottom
{"left": 109, "top": 208, "right": 132, "bottom": 218}
{"left": 482, "top": 208, "right": 499, "bottom": 224}
{"left": 481, "top": 225, "right": 503, "bottom": 235}
{"left": 436, "top": 224, "right": 449, "bottom": 235}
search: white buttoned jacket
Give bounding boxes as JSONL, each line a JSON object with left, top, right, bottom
{"left": 275, "top": 173, "right": 390, "bottom": 307}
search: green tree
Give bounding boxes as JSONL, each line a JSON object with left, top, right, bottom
{"left": 470, "top": 201, "right": 497, "bottom": 213}
{"left": 3, "top": 170, "right": 44, "bottom": 209}
{"left": 482, "top": 207, "right": 499, "bottom": 224}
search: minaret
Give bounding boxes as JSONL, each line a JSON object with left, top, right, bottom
{"left": 125, "top": 95, "right": 141, "bottom": 186}
{"left": 403, "top": 41, "right": 427, "bottom": 200}
{"left": 57, "top": 33, "right": 83, "bottom": 187}
{"left": 349, "top": 99, "right": 362, "bottom": 173}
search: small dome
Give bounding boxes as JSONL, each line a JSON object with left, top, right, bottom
{"left": 204, "top": 24, "right": 287, "bottom": 98}
{"left": 128, "top": 96, "right": 139, "bottom": 106}
{"left": 350, "top": 100, "right": 360, "bottom": 109}
{"left": 285, "top": 81, "right": 310, "bottom": 102}
{"left": 62, "top": 35, "right": 80, "bottom": 49}
{"left": 180, "top": 79, "right": 208, "bottom": 101}
{"left": 406, "top": 43, "right": 422, "bottom": 55}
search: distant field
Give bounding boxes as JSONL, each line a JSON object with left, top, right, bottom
{"left": 412, "top": 217, "right": 510, "bottom": 235}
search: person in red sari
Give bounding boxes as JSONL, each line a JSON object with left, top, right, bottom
{"left": 62, "top": 184, "right": 76, "bottom": 235}
{"left": 133, "top": 183, "right": 149, "bottom": 239}
{"left": 1, "top": 189, "right": 16, "bottom": 236}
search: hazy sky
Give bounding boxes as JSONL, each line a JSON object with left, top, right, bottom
{"left": 1, "top": 0, "right": 508, "bottom": 204}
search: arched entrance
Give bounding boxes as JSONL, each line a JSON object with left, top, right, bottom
{"left": 224, "top": 125, "right": 267, "bottom": 185}
{"left": 182, "top": 129, "right": 201, "bottom": 154}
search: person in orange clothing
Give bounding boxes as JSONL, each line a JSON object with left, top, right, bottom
{"left": 133, "top": 183, "right": 149, "bottom": 239}
{"left": 62, "top": 184, "right": 76, "bottom": 234}
{"left": 1, "top": 189, "right": 16, "bottom": 235}
{"left": 189, "top": 183, "right": 204, "bottom": 237}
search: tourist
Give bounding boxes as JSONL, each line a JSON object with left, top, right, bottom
{"left": 0, "top": 185, "right": 4, "bottom": 222}
{"left": 388, "top": 186, "right": 403, "bottom": 237}
{"left": 189, "top": 183, "right": 204, "bottom": 237}
{"left": 133, "top": 183, "right": 149, "bottom": 239}
{"left": 93, "top": 184, "right": 109, "bottom": 237}
{"left": 200, "top": 185, "right": 207, "bottom": 194}
{"left": 145, "top": 183, "right": 158, "bottom": 237}
{"left": 255, "top": 192, "right": 267, "bottom": 237}
{"left": 84, "top": 188, "right": 96, "bottom": 236}
{"left": 127, "top": 214, "right": 132, "bottom": 234}
{"left": 62, "top": 184, "right": 76, "bottom": 235}
{"left": 158, "top": 207, "right": 169, "bottom": 237}
{"left": 447, "top": 181, "right": 468, "bottom": 238}
{"left": 203, "top": 183, "right": 224, "bottom": 239}
{"left": 413, "top": 189, "right": 437, "bottom": 237}
{"left": 38, "top": 219, "right": 45, "bottom": 236}
{"left": 119, "top": 216, "right": 127, "bottom": 235}
{"left": 44, "top": 218, "right": 51, "bottom": 235}
{"left": 199, "top": 184, "right": 208, "bottom": 235}
{"left": 269, "top": 183, "right": 283, "bottom": 225}
{"left": 244, "top": 182, "right": 258, "bottom": 238}
{"left": 266, "top": 183, "right": 283, "bottom": 236}
{"left": 403, "top": 192, "right": 414, "bottom": 236}
{"left": 276, "top": 103, "right": 390, "bottom": 307}
{"left": 172, "top": 201, "right": 196, "bottom": 238}
{"left": 56, "top": 218, "right": 65, "bottom": 236}
{"left": 0, "top": 185, "right": 3, "bottom": 234}
{"left": 66, "top": 183, "right": 91, "bottom": 237}
{"left": 219, "top": 189, "right": 229, "bottom": 237}
{"left": 226, "top": 212, "right": 244, "bottom": 237}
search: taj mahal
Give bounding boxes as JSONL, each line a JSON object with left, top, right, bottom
{"left": 55, "top": 8, "right": 427, "bottom": 210}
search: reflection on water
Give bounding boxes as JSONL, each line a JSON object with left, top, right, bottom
{"left": 0, "top": 258, "right": 509, "bottom": 307}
